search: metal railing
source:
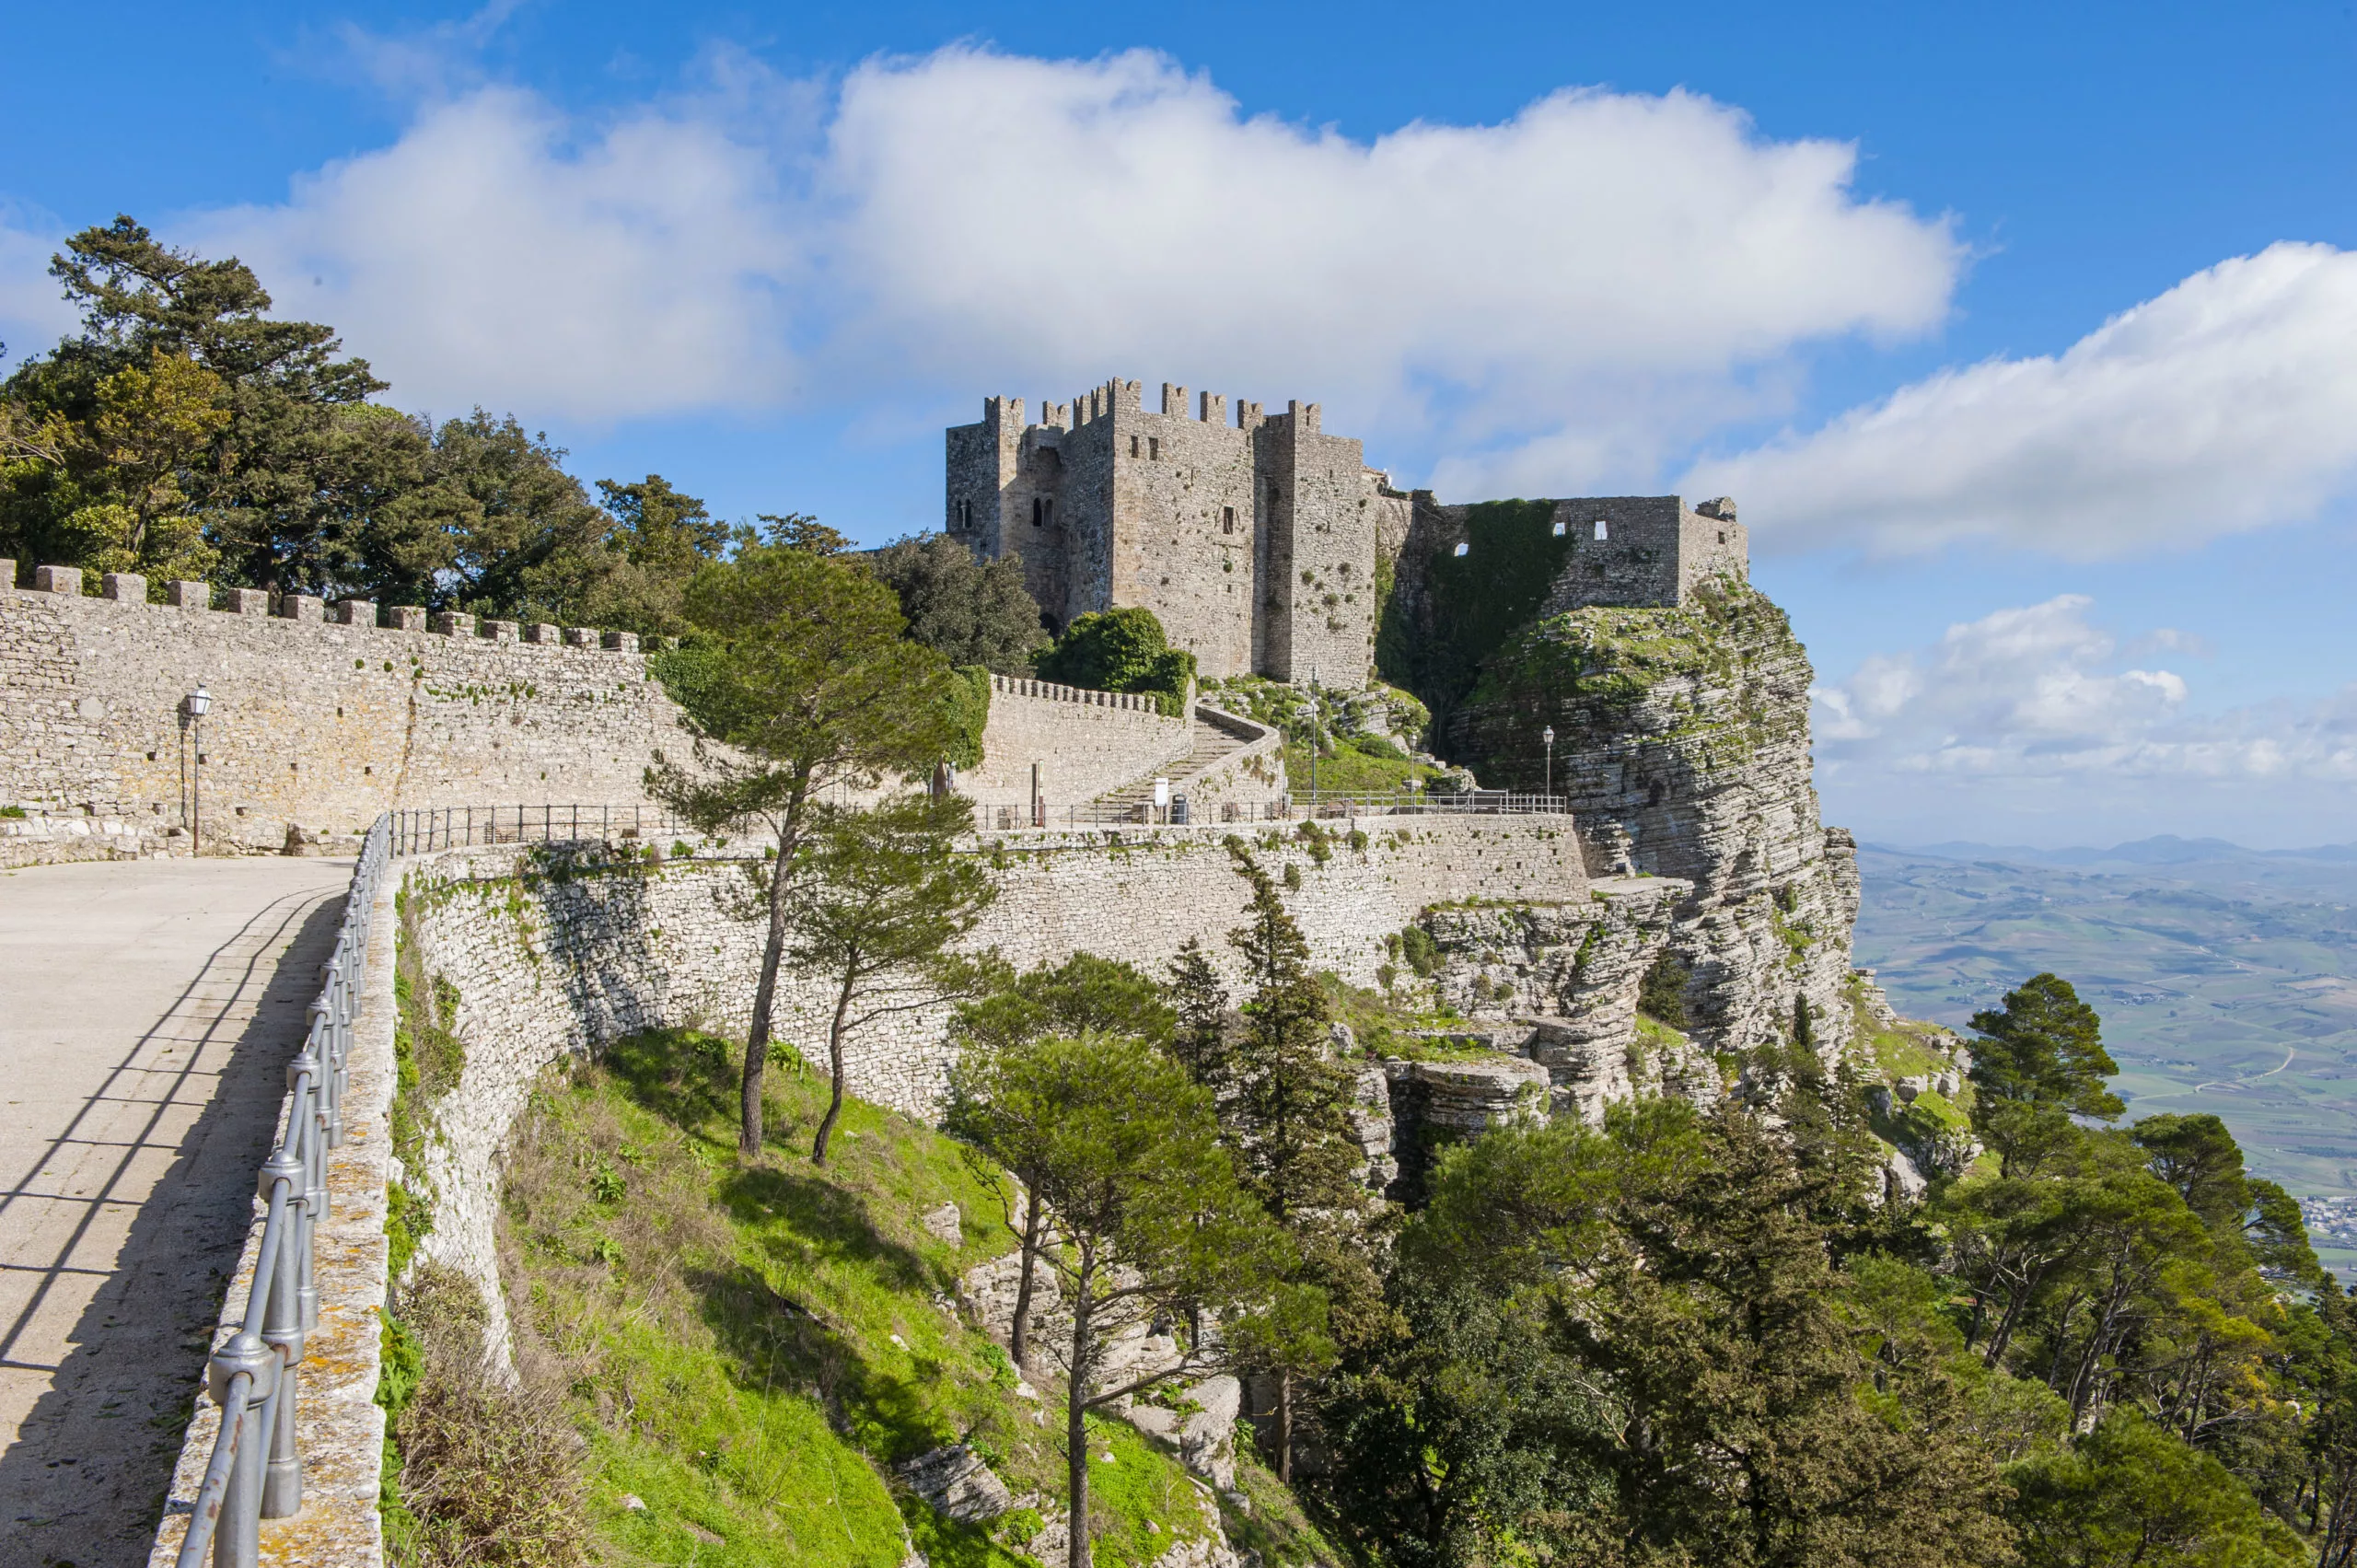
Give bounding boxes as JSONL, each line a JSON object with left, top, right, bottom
{"left": 390, "top": 803, "right": 691, "bottom": 854}
{"left": 982, "top": 790, "right": 1571, "bottom": 830}
{"left": 178, "top": 815, "right": 388, "bottom": 1568}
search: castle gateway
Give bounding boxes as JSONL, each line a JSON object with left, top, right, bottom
{"left": 946, "top": 377, "right": 1750, "bottom": 683}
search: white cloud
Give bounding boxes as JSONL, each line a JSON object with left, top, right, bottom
{"left": 817, "top": 48, "right": 1956, "bottom": 466}
{"left": 1690, "top": 243, "right": 2357, "bottom": 559}
{"left": 1813, "top": 597, "right": 2357, "bottom": 842}
{"left": 0, "top": 45, "right": 1963, "bottom": 438}
{"left": 186, "top": 83, "right": 807, "bottom": 421}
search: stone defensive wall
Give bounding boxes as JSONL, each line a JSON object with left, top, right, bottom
{"left": 0, "top": 563, "right": 681, "bottom": 858}
{"left": 392, "top": 815, "right": 1594, "bottom": 1343}
{"left": 958, "top": 674, "right": 1196, "bottom": 811}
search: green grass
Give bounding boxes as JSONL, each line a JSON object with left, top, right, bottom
{"left": 1283, "top": 739, "right": 1439, "bottom": 796}
{"left": 501, "top": 1029, "right": 1234, "bottom": 1567}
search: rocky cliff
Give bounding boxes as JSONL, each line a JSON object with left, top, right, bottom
{"left": 1438, "top": 579, "right": 1859, "bottom": 1063}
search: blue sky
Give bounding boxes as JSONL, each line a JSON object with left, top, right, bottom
{"left": 6, "top": 1, "right": 2355, "bottom": 846}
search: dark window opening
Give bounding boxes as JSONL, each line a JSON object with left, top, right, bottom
{"left": 1148, "top": 436, "right": 1160, "bottom": 459}
{"left": 1647, "top": 779, "right": 1666, "bottom": 807}
{"left": 1031, "top": 496, "right": 1043, "bottom": 528}
{"left": 1718, "top": 529, "right": 1727, "bottom": 543}
{"left": 1131, "top": 436, "right": 1142, "bottom": 458}
{"left": 1222, "top": 506, "right": 1235, "bottom": 534}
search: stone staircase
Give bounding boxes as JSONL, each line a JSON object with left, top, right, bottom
{"left": 1088, "top": 713, "right": 1259, "bottom": 820}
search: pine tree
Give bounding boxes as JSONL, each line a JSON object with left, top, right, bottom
{"left": 1224, "top": 856, "right": 1383, "bottom": 1479}
{"left": 1166, "top": 936, "right": 1231, "bottom": 1088}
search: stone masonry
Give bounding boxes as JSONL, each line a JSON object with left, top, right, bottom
{"left": 393, "top": 815, "right": 1602, "bottom": 1342}
{"left": 0, "top": 569, "right": 679, "bottom": 854}
{"left": 0, "top": 569, "right": 1290, "bottom": 861}
{"left": 946, "top": 381, "right": 1407, "bottom": 682}
{"left": 946, "top": 381, "right": 1750, "bottom": 686}
{"left": 958, "top": 675, "right": 1197, "bottom": 812}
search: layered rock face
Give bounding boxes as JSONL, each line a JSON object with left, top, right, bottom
{"left": 1445, "top": 582, "right": 1859, "bottom": 1061}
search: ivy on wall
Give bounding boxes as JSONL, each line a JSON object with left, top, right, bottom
{"left": 1376, "top": 498, "right": 1574, "bottom": 733}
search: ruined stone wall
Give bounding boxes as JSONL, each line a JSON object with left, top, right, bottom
{"left": 1534, "top": 496, "right": 1749, "bottom": 616}
{"left": 0, "top": 569, "right": 678, "bottom": 853}
{"left": 959, "top": 675, "right": 1196, "bottom": 812}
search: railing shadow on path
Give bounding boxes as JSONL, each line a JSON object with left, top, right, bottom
{"left": 0, "top": 886, "right": 346, "bottom": 1568}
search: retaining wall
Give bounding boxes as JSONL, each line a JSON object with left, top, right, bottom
{"left": 394, "top": 815, "right": 1590, "bottom": 1331}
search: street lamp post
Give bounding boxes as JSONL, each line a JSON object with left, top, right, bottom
{"left": 1542, "top": 725, "right": 1555, "bottom": 805}
{"left": 1306, "top": 665, "right": 1321, "bottom": 806}
{"left": 186, "top": 683, "right": 211, "bottom": 855}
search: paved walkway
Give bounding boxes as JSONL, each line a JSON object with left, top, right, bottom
{"left": 0, "top": 857, "right": 351, "bottom": 1568}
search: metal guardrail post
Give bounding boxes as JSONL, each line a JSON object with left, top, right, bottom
{"left": 257, "top": 1148, "right": 308, "bottom": 1516}
{"left": 198, "top": 1336, "right": 273, "bottom": 1568}
{"left": 174, "top": 812, "right": 393, "bottom": 1568}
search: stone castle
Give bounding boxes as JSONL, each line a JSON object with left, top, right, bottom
{"left": 946, "top": 377, "right": 1750, "bottom": 680}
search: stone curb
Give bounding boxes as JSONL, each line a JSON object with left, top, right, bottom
{"left": 147, "top": 863, "right": 396, "bottom": 1568}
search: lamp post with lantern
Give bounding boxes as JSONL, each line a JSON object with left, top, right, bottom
{"left": 185, "top": 683, "right": 211, "bottom": 854}
{"left": 1542, "top": 725, "right": 1555, "bottom": 806}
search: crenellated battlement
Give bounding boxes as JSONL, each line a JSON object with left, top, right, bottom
{"left": 0, "top": 565, "right": 683, "bottom": 855}
{"left": 988, "top": 672, "right": 1170, "bottom": 713}
{"left": 946, "top": 376, "right": 1752, "bottom": 686}
{"left": 3, "top": 561, "right": 666, "bottom": 656}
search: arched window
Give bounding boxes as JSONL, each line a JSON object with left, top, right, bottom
{"left": 1031, "top": 496, "right": 1043, "bottom": 528}
{"left": 1593, "top": 519, "right": 1609, "bottom": 540}
{"left": 1222, "top": 506, "right": 1236, "bottom": 535}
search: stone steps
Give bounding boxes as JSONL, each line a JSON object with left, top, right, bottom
{"left": 1089, "top": 718, "right": 1252, "bottom": 813}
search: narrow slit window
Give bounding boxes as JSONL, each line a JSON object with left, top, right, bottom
{"left": 1222, "top": 506, "right": 1236, "bottom": 534}
{"left": 1131, "top": 436, "right": 1142, "bottom": 458}
{"left": 1031, "top": 496, "right": 1043, "bottom": 528}
{"left": 1149, "top": 436, "right": 1160, "bottom": 460}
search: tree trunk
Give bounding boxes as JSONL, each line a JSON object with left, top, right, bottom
{"left": 1277, "top": 1368, "right": 1295, "bottom": 1483}
{"left": 739, "top": 807, "right": 804, "bottom": 1157}
{"left": 1011, "top": 1188, "right": 1044, "bottom": 1371}
{"left": 1067, "top": 1256, "right": 1095, "bottom": 1568}
{"left": 811, "top": 963, "right": 858, "bottom": 1165}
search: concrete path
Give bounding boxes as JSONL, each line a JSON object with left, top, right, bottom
{"left": 0, "top": 857, "right": 351, "bottom": 1568}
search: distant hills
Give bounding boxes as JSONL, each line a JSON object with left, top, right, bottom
{"left": 1852, "top": 836, "right": 2357, "bottom": 1263}
{"left": 1894, "top": 835, "right": 2357, "bottom": 867}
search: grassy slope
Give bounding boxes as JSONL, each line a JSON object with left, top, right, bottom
{"left": 499, "top": 1030, "right": 1338, "bottom": 1568}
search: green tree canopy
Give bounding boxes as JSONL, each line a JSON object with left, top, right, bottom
{"left": 1970, "top": 972, "right": 2123, "bottom": 1119}
{"left": 946, "top": 951, "right": 1177, "bottom": 1365}
{"left": 866, "top": 532, "right": 1047, "bottom": 673}
{"left": 1035, "top": 606, "right": 1196, "bottom": 711}
{"left": 949, "top": 1030, "right": 1292, "bottom": 1568}
{"left": 786, "top": 793, "right": 996, "bottom": 1165}
{"left": 646, "top": 543, "right": 961, "bottom": 1156}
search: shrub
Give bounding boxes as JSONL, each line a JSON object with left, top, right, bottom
{"left": 1638, "top": 952, "right": 1691, "bottom": 1028}
{"left": 1398, "top": 924, "right": 1442, "bottom": 977}
{"left": 1035, "top": 607, "right": 1196, "bottom": 714}
{"left": 388, "top": 1261, "right": 589, "bottom": 1568}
